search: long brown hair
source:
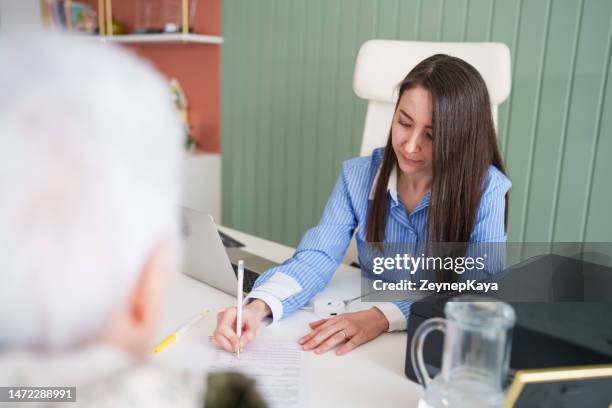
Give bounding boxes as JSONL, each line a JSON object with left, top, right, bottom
{"left": 366, "top": 54, "right": 508, "bottom": 245}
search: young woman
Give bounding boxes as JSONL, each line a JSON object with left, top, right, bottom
{"left": 213, "top": 54, "right": 511, "bottom": 356}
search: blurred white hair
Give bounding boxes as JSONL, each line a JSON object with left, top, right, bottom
{"left": 0, "top": 32, "right": 183, "bottom": 350}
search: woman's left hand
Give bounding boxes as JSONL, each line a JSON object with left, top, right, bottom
{"left": 298, "top": 308, "right": 389, "bottom": 356}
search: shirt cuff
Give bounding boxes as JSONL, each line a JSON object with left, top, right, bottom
{"left": 245, "top": 272, "right": 303, "bottom": 325}
{"left": 245, "top": 291, "right": 282, "bottom": 325}
{"left": 372, "top": 303, "right": 407, "bottom": 332}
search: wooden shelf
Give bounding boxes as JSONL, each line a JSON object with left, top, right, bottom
{"left": 99, "top": 33, "right": 223, "bottom": 44}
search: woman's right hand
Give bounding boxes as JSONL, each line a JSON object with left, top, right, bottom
{"left": 212, "top": 299, "right": 271, "bottom": 353}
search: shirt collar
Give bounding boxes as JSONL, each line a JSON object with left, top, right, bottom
{"left": 369, "top": 163, "right": 432, "bottom": 213}
{"left": 369, "top": 164, "right": 399, "bottom": 203}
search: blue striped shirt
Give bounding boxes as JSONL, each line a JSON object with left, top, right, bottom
{"left": 248, "top": 147, "right": 511, "bottom": 330}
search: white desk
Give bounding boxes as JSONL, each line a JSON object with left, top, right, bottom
{"left": 155, "top": 226, "right": 424, "bottom": 408}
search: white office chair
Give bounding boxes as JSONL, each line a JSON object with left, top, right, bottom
{"left": 354, "top": 40, "right": 511, "bottom": 157}
{"left": 342, "top": 40, "right": 511, "bottom": 265}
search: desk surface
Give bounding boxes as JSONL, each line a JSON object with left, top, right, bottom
{"left": 155, "top": 226, "right": 423, "bottom": 408}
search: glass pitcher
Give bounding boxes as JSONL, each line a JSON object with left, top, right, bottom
{"left": 410, "top": 296, "right": 516, "bottom": 408}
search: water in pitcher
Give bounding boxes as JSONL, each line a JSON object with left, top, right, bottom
{"left": 420, "top": 366, "right": 507, "bottom": 408}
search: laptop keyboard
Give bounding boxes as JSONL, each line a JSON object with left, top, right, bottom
{"left": 218, "top": 230, "right": 245, "bottom": 248}
{"left": 231, "top": 263, "right": 260, "bottom": 293}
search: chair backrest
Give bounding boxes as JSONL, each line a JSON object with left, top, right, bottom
{"left": 353, "top": 40, "right": 511, "bottom": 156}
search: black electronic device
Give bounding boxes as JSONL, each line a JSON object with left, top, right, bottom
{"left": 404, "top": 254, "right": 612, "bottom": 384}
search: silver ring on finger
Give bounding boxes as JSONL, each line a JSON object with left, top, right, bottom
{"left": 340, "top": 329, "right": 348, "bottom": 339}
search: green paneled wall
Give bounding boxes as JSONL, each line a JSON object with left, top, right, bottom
{"left": 221, "top": 0, "right": 612, "bottom": 247}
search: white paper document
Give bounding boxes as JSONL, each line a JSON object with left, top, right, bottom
{"left": 206, "top": 338, "right": 304, "bottom": 408}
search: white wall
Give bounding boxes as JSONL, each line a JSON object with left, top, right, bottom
{"left": 0, "top": 0, "right": 43, "bottom": 31}
{"left": 183, "top": 153, "right": 221, "bottom": 222}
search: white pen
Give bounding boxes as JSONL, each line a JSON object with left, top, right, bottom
{"left": 236, "top": 259, "right": 244, "bottom": 358}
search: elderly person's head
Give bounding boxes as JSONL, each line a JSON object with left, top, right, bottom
{"left": 0, "top": 33, "right": 183, "bottom": 353}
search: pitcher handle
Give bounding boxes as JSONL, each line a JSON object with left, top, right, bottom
{"left": 410, "top": 317, "right": 447, "bottom": 387}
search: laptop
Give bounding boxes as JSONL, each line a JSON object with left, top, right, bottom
{"left": 181, "top": 207, "right": 279, "bottom": 295}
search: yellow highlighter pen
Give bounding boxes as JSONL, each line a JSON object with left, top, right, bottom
{"left": 153, "top": 310, "right": 209, "bottom": 354}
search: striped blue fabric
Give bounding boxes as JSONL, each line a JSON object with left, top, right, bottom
{"left": 253, "top": 147, "right": 512, "bottom": 325}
